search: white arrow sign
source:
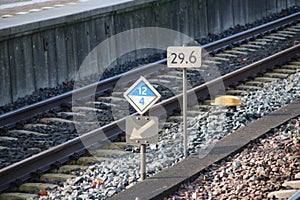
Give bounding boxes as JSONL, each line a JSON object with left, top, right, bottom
{"left": 126, "top": 116, "right": 158, "bottom": 144}
{"left": 130, "top": 119, "right": 156, "bottom": 140}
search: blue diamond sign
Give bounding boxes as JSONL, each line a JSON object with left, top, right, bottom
{"left": 124, "top": 76, "right": 161, "bottom": 115}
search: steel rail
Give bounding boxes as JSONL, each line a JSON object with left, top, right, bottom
{"left": 1, "top": 11, "right": 299, "bottom": 128}
{"left": 1, "top": 44, "right": 299, "bottom": 193}
{"left": 0, "top": 59, "right": 164, "bottom": 128}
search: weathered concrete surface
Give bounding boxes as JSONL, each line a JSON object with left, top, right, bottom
{"left": 0, "top": 0, "right": 299, "bottom": 105}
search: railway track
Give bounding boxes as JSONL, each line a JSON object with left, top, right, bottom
{"left": 0, "top": 44, "right": 299, "bottom": 199}
{"left": 0, "top": 12, "right": 300, "bottom": 199}
{"left": 1, "top": 11, "right": 300, "bottom": 127}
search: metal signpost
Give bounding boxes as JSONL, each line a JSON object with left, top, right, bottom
{"left": 167, "top": 46, "right": 202, "bottom": 158}
{"left": 124, "top": 76, "right": 161, "bottom": 180}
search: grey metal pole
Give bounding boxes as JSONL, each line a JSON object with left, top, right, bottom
{"left": 183, "top": 68, "right": 188, "bottom": 158}
{"left": 140, "top": 144, "right": 146, "bottom": 180}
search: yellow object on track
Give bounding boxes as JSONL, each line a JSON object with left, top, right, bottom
{"left": 211, "top": 95, "right": 242, "bottom": 106}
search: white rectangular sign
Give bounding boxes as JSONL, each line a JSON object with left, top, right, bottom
{"left": 167, "top": 46, "right": 202, "bottom": 68}
{"left": 126, "top": 116, "right": 158, "bottom": 144}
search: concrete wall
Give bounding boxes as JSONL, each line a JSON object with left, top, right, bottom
{"left": 0, "top": 0, "right": 299, "bottom": 105}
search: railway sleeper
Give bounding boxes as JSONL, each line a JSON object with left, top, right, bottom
{"left": 286, "top": 63, "right": 300, "bottom": 69}
{"left": 40, "top": 118, "right": 98, "bottom": 125}
{"left": 233, "top": 47, "right": 257, "bottom": 52}
{"left": 224, "top": 50, "right": 248, "bottom": 55}
{"left": 291, "top": 24, "right": 300, "bottom": 29}
{"left": 97, "top": 96, "right": 126, "bottom": 102}
{"left": 0, "top": 192, "right": 38, "bottom": 200}
{"left": 76, "top": 156, "right": 112, "bottom": 165}
{"left": 40, "top": 173, "right": 76, "bottom": 183}
{"left": 148, "top": 78, "right": 171, "bottom": 84}
{"left": 278, "top": 30, "right": 297, "bottom": 35}
{"left": 265, "top": 35, "right": 287, "bottom": 40}
{"left": 264, "top": 72, "right": 290, "bottom": 78}
{"left": 245, "top": 81, "right": 264, "bottom": 87}
{"left": 206, "top": 57, "right": 230, "bottom": 61}
{"left": 85, "top": 101, "right": 111, "bottom": 107}
{"left": 235, "top": 85, "right": 261, "bottom": 90}
{"left": 18, "top": 183, "right": 57, "bottom": 193}
{"left": 214, "top": 53, "right": 238, "bottom": 58}
{"left": 168, "top": 115, "right": 198, "bottom": 122}
{"left": 272, "top": 32, "right": 294, "bottom": 37}
{"left": 110, "top": 92, "right": 124, "bottom": 97}
{"left": 166, "top": 71, "right": 183, "bottom": 76}
{"left": 8, "top": 130, "right": 47, "bottom": 137}
{"left": 287, "top": 27, "right": 300, "bottom": 31}
{"left": 254, "top": 77, "right": 279, "bottom": 82}
{"left": 56, "top": 165, "right": 89, "bottom": 173}
{"left": 241, "top": 44, "right": 262, "bottom": 49}
{"left": 0, "top": 136, "right": 18, "bottom": 142}
{"left": 255, "top": 38, "right": 273, "bottom": 42}
{"left": 94, "top": 149, "right": 130, "bottom": 158}
{"left": 23, "top": 124, "right": 54, "bottom": 129}
{"left": 157, "top": 75, "right": 182, "bottom": 81}
{"left": 72, "top": 106, "right": 105, "bottom": 113}
{"left": 111, "top": 142, "right": 139, "bottom": 149}
{"left": 249, "top": 41, "right": 268, "bottom": 45}
{"left": 273, "top": 68, "right": 297, "bottom": 74}
{"left": 57, "top": 112, "right": 86, "bottom": 119}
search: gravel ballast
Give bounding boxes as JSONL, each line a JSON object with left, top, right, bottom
{"left": 38, "top": 64, "right": 299, "bottom": 199}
